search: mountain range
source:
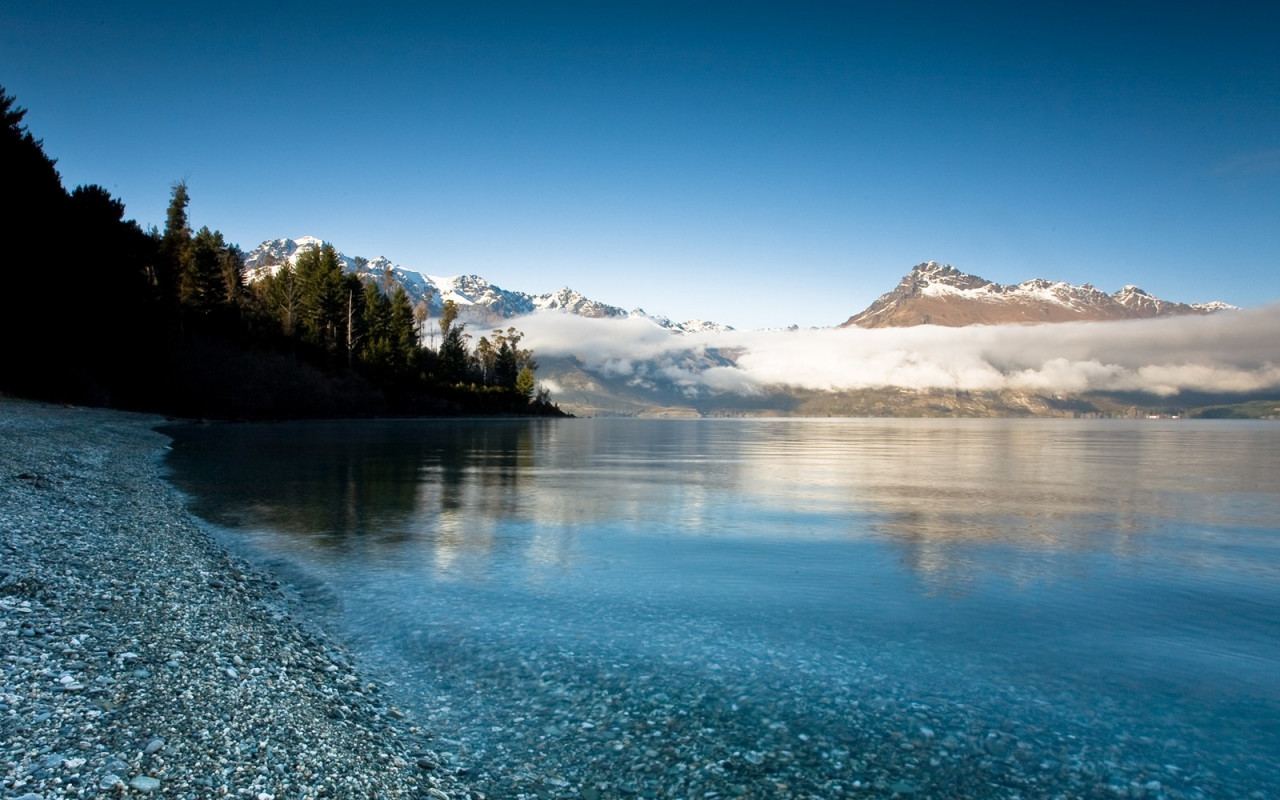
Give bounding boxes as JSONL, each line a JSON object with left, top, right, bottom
{"left": 842, "top": 261, "right": 1233, "bottom": 328}
{"left": 244, "top": 237, "right": 730, "bottom": 334}
{"left": 246, "top": 239, "right": 1232, "bottom": 332}
{"left": 242, "top": 239, "right": 1256, "bottom": 417}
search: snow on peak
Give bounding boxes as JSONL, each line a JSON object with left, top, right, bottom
{"left": 243, "top": 235, "right": 341, "bottom": 278}
{"left": 844, "top": 262, "right": 1237, "bottom": 328}
{"left": 1192, "top": 300, "right": 1239, "bottom": 312}
{"left": 241, "top": 237, "right": 734, "bottom": 329}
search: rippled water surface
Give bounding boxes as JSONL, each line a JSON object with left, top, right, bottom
{"left": 164, "top": 418, "right": 1280, "bottom": 799}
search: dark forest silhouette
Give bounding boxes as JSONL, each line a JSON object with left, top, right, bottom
{"left": 0, "top": 85, "right": 562, "bottom": 419}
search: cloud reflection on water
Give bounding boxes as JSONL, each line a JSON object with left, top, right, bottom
{"left": 165, "top": 418, "right": 1280, "bottom": 593}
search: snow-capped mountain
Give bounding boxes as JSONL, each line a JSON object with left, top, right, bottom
{"left": 842, "top": 262, "right": 1234, "bottom": 328}
{"left": 530, "top": 287, "right": 629, "bottom": 319}
{"left": 243, "top": 237, "right": 731, "bottom": 333}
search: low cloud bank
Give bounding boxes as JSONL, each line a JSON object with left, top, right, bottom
{"left": 516, "top": 306, "right": 1280, "bottom": 397}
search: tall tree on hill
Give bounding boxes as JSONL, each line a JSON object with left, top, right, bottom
{"left": 355, "top": 278, "right": 423, "bottom": 380}
{"left": 1, "top": 85, "right": 64, "bottom": 240}
{"left": 156, "top": 181, "right": 192, "bottom": 306}
{"left": 474, "top": 336, "right": 496, "bottom": 385}
{"left": 436, "top": 299, "right": 469, "bottom": 383}
{"left": 66, "top": 184, "right": 156, "bottom": 321}
{"left": 389, "top": 286, "right": 418, "bottom": 374}
{"left": 2, "top": 87, "right": 63, "bottom": 253}
{"left": 359, "top": 279, "right": 392, "bottom": 372}
{"left": 493, "top": 330, "right": 520, "bottom": 389}
{"left": 1, "top": 86, "right": 68, "bottom": 394}
{"left": 246, "top": 257, "right": 300, "bottom": 338}
{"left": 220, "top": 242, "right": 245, "bottom": 307}
{"left": 64, "top": 184, "right": 161, "bottom": 400}
{"left": 295, "top": 242, "right": 347, "bottom": 351}
{"left": 489, "top": 327, "right": 535, "bottom": 390}
{"left": 413, "top": 295, "right": 431, "bottom": 347}
{"left": 179, "top": 226, "right": 231, "bottom": 315}
{"left": 515, "top": 364, "right": 537, "bottom": 400}
{"left": 2, "top": 86, "right": 165, "bottom": 403}
{"left": 2, "top": 87, "right": 60, "bottom": 184}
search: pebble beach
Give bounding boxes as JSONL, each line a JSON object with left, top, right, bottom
{"left": 0, "top": 398, "right": 464, "bottom": 800}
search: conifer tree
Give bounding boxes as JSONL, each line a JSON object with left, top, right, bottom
{"left": 156, "top": 181, "right": 192, "bottom": 305}
{"left": 258, "top": 259, "right": 301, "bottom": 336}
{"left": 295, "top": 243, "right": 346, "bottom": 350}
{"left": 2, "top": 86, "right": 68, "bottom": 394}
{"left": 1, "top": 86, "right": 64, "bottom": 242}
{"left": 221, "top": 243, "right": 245, "bottom": 305}
{"left": 359, "top": 279, "right": 392, "bottom": 369}
{"left": 67, "top": 185, "right": 155, "bottom": 310}
{"left": 389, "top": 286, "right": 418, "bottom": 373}
{"left": 515, "top": 365, "right": 537, "bottom": 399}
{"left": 494, "top": 338, "right": 518, "bottom": 389}
{"left": 179, "top": 226, "right": 230, "bottom": 315}
{"left": 1, "top": 88, "right": 61, "bottom": 193}
{"left": 436, "top": 299, "right": 468, "bottom": 383}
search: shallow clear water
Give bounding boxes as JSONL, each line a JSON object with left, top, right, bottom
{"left": 164, "top": 418, "right": 1280, "bottom": 799}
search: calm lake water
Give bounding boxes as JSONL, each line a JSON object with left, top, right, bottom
{"left": 163, "top": 418, "right": 1280, "bottom": 800}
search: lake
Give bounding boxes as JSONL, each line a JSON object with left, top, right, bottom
{"left": 163, "top": 418, "right": 1280, "bottom": 800}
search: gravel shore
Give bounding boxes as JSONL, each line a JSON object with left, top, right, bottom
{"left": 0, "top": 398, "right": 467, "bottom": 800}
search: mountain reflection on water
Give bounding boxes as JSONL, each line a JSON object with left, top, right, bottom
{"left": 164, "top": 418, "right": 1280, "bottom": 799}
{"left": 167, "top": 418, "right": 1276, "bottom": 589}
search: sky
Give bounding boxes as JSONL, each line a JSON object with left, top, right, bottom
{"left": 3, "top": 0, "right": 1278, "bottom": 329}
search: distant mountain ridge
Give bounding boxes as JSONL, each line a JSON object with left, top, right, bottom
{"left": 842, "top": 261, "right": 1234, "bottom": 328}
{"left": 244, "top": 237, "right": 731, "bottom": 333}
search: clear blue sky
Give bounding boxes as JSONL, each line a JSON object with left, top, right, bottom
{"left": 3, "top": 0, "right": 1277, "bottom": 329}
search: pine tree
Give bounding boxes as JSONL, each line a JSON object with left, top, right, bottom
{"left": 389, "top": 286, "right": 418, "bottom": 373}
{"left": 359, "top": 279, "right": 392, "bottom": 370}
{"left": 156, "top": 181, "right": 192, "bottom": 305}
{"left": 220, "top": 243, "right": 245, "bottom": 306}
{"left": 295, "top": 242, "right": 346, "bottom": 350}
{"left": 258, "top": 259, "right": 301, "bottom": 336}
{"left": 1, "top": 86, "right": 69, "bottom": 395}
{"left": 434, "top": 299, "right": 471, "bottom": 383}
{"left": 494, "top": 338, "right": 518, "bottom": 388}
{"left": 179, "top": 226, "right": 230, "bottom": 315}
{"left": 515, "top": 365, "right": 537, "bottom": 400}
{"left": 490, "top": 327, "right": 530, "bottom": 389}
{"left": 66, "top": 185, "right": 155, "bottom": 311}
{"left": 1, "top": 86, "right": 64, "bottom": 222}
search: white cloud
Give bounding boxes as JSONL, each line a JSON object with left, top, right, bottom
{"left": 515, "top": 305, "right": 1280, "bottom": 396}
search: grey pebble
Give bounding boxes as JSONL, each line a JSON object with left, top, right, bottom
{"left": 0, "top": 399, "right": 459, "bottom": 800}
{"left": 129, "top": 775, "right": 162, "bottom": 792}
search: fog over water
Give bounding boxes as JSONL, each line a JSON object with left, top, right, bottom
{"left": 517, "top": 305, "right": 1280, "bottom": 396}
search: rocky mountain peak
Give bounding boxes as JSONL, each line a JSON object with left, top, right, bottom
{"left": 843, "top": 263, "right": 1233, "bottom": 328}
{"left": 241, "top": 237, "right": 729, "bottom": 332}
